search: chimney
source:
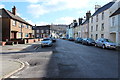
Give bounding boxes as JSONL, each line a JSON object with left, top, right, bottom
{"left": 12, "top": 6, "right": 16, "bottom": 15}
{"left": 73, "top": 20, "right": 77, "bottom": 27}
{"left": 95, "top": 5, "right": 101, "bottom": 11}
{"left": 86, "top": 11, "right": 91, "bottom": 20}
{"left": 78, "top": 18, "right": 83, "bottom": 25}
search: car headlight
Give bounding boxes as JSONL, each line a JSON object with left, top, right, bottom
{"left": 105, "top": 44, "right": 110, "bottom": 46}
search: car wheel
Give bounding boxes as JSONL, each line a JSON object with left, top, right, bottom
{"left": 41, "top": 45, "right": 44, "bottom": 48}
{"left": 95, "top": 44, "right": 97, "bottom": 47}
{"left": 102, "top": 45, "right": 106, "bottom": 49}
{"left": 82, "top": 42, "right": 84, "bottom": 45}
{"left": 87, "top": 42, "right": 89, "bottom": 45}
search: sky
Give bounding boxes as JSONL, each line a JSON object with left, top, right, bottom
{"left": 0, "top": 0, "right": 113, "bottom": 26}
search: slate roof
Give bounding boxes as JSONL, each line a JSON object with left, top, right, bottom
{"left": 81, "top": 2, "right": 115, "bottom": 25}
{"left": 92, "top": 2, "right": 115, "bottom": 17}
{"left": 1, "top": 8, "right": 32, "bottom": 26}
{"left": 110, "top": 8, "right": 120, "bottom": 17}
{"left": 81, "top": 20, "right": 89, "bottom": 25}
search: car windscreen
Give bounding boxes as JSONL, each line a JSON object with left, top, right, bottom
{"left": 42, "top": 39, "right": 50, "bottom": 41}
{"left": 88, "top": 38, "right": 94, "bottom": 41}
{"left": 104, "top": 39, "right": 113, "bottom": 42}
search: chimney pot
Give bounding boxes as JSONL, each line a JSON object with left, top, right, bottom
{"left": 95, "top": 5, "right": 101, "bottom": 11}
{"left": 78, "top": 18, "right": 83, "bottom": 25}
{"left": 12, "top": 6, "right": 16, "bottom": 15}
{"left": 86, "top": 11, "right": 91, "bottom": 20}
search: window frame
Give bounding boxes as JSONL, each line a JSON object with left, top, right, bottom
{"left": 12, "top": 20, "right": 16, "bottom": 26}
{"left": 102, "top": 12, "right": 104, "bottom": 20}
{"left": 101, "top": 23, "right": 104, "bottom": 31}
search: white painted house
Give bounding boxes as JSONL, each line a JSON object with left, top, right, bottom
{"left": 109, "top": 0, "right": 120, "bottom": 45}
{"left": 89, "top": 1, "right": 115, "bottom": 40}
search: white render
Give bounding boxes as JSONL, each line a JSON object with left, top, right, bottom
{"left": 109, "top": 0, "right": 120, "bottom": 45}
{"left": 89, "top": 9, "right": 110, "bottom": 40}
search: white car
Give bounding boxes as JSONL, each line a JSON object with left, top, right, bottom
{"left": 41, "top": 38, "right": 53, "bottom": 47}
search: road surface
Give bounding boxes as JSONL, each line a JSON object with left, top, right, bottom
{"left": 1, "top": 39, "right": 119, "bottom": 78}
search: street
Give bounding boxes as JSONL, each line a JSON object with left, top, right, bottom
{"left": 1, "top": 39, "right": 119, "bottom": 78}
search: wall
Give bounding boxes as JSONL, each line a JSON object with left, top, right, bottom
{"left": 2, "top": 18, "right": 10, "bottom": 41}
{"left": 10, "top": 19, "right": 33, "bottom": 39}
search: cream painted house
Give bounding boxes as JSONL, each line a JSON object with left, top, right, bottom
{"left": 79, "top": 11, "right": 91, "bottom": 38}
{"left": 89, "top": 2, "right": 115, "bottom": 40}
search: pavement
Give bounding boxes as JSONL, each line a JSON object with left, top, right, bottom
{"left": 1, "top": 41, "right": 41, "bottom": 53}
{"left": 0, "top": 60, "right": 24, "bottom": 79}
{"left": 0, "top": 41, "right": 41, "bottom": 79}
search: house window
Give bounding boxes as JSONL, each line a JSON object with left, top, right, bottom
{"left": 91, "top": 26, "right": 93, "bottom": 32}
{"left": 0, "top": 14, "right": 2, "bottom": 18}
{"left": 101, "top": 34, "right": 104, "bottom": 38}
{"left": 102, "top": 12, "right": 104, "bottom": 20}
{"left": 46, "top": 30, "right": 49, "bottom": 33}
{"left": 36, "top": 34, "right": 39, "bottom": 37}
{"left": 12, "top": 20, "right": 16, "bottom": 26}
{"left": 36, "top": 30, "right": 39, "bottom": 33}
{"left": 22, "top": 24, "right": 24, "bottom": 28}
{"left": 112, "top": 17, "right": 115, "bottom": 27}
{"left": 19, "top": 23, "right": 22, "bottom": 28}
{"left": 25, "top": 33, "right": 29, "bottom": 37}
{"left": 101, "top": 23, "right": 104, "bottom": 31}
{"left": 29, "top": 26, "right": 31, "bottom": 29}
{"left": 17, "top": 32, "right": 22, "bottom": 38}
{"left": 91, "top": 17, "right": 93, "bottom": 23}
{"left": 26, "top": 25, "right": 29, "bottom": 28}
{"left": 41, "top": 30, "right": 44, "bottom": 33}
{"left": 91, "top": 34, "right": 93, "bottom": 38}
{"left": 96, "top": 25, "right": 98, "bottom": 31}
{"left": 96, "top": 34, "right": 98, "bottom": 40}
{"left": 96, "top": 15, "right": 98, "bottom": 22}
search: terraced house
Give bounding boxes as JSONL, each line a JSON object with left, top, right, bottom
{"left": 0, "top": 6, "right": 33, "bottom": 41}
{"left": 89, "top": 2, "right": 115, "bottom": 41}
{"left": 109, "top": 0, "right": 120, "bottom": 45}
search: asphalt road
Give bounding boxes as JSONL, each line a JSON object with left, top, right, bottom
{"left": 2, "top": 39, "right": 119, "bottom": 78}
{"left": 54, "top": 39, "right": 119, "bottom": 78}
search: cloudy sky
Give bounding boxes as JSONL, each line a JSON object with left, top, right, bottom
{"left": 0, "top": 0, "right": 112, "bottom": 25}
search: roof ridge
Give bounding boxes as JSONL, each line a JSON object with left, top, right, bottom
{"left": 92, "top": 2, "right": 115, "bottom": 17}
{"left": 2, "top": 8, "right": 32, "bottom": 26}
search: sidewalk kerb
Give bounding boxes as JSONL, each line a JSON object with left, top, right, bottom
{"left": 1, "top": 60, "right": 25, "bottom": 79}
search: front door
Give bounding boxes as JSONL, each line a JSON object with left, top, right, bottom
{"left": 11, "top": 32, "right": 17, "bottom": 39}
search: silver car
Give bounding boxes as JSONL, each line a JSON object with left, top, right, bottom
{"left": 41, "top": 38, "right": 53, "bottom": 47}
{"left": 95, "top": 38, "right": 116, "bottom": 49}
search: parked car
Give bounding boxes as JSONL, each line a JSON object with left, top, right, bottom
{"left": 75, "top": 37, "right": 83, "bottom": 43}
{"left": 95, "top": 38, "right": 116, "bottom": 49}
{"left": 68, "top": 37, "right": 74, "bottom": 41}
{"left": 61, "top": 37, "right": 66, "bottom": 40}
{"left": 41, "top": 38, "right": 53, "bottom": 48}
{"left": 51, "top": 37, "right": 56, "bottom": 42}
{"left": 82, "top": 38, "right": 95, "bottom": 45}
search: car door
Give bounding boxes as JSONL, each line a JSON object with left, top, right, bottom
{"left": 97, "top": 39, "right": 102, "bottom": 46}
{"left": 99, "top": 39, "right": 104, "bottom": 47}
